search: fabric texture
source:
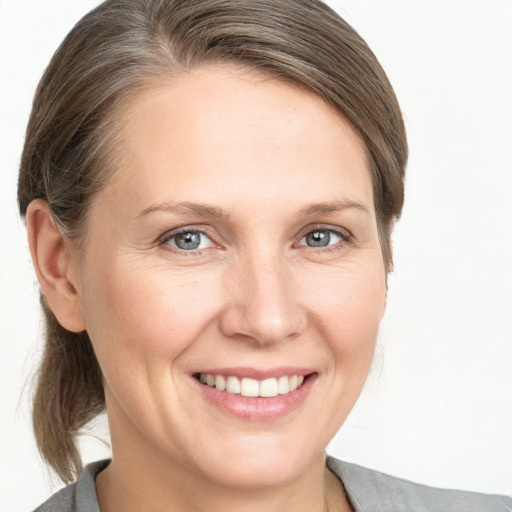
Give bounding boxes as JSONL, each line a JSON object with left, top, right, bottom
{"left": 33, "top": 457, "right": 512, "bottom": 512}
{"left": 326, "top": 458, "right": 512, "bottom": 512}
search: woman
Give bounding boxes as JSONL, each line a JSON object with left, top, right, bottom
{"left": 11, "top": 0, "right": 512, "bottom": 510}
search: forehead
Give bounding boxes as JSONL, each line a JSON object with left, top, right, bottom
{"left": 104, "top": 65, "right": 373, "bottom": 216}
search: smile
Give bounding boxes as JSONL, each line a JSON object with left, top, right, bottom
{"left": 197, "top": 373, "right": 306, "bottom": 397}
{"left": 193, "top": 368, "right": 316, "bottom": 420}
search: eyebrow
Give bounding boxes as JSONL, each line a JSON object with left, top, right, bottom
{"left": 298, "top": 200, "right": 370, "bottom": 217}
{"left": 138, "top": 201, "right": 227, "bottom": 219}
{"left": 137, "top": 199, "right": 369, "bottom": 220}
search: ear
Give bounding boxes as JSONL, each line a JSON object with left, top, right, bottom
{"left": 26, "top": 199, "right": 86, "bottom": 332}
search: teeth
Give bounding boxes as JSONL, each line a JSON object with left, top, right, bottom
{"left": 259, "top": 378, "right": 278, "bottom": 397}
{"left": 215, "top": 374, "right": 226, "bottom": 391}
{"left": 199, "top": 373, "right": 306, "bottom": 397}
{"left": 241, "top": 378, "right": 259, "bottom": 397}
{"left": 277, "top": 375, "right": 289, "bottom": 395}
{"left": 226, "top": 376, "right": 241, "bottom": 394}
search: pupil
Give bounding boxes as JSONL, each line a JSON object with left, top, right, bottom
{"left": 307, "top": 230, "right": 330, "bottom": 247}
{"left": 175, "top": 232, "right": 201, "bottom": 250}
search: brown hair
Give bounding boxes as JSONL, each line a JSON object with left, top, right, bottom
{"left": 18, "top": 0, "right": 407, "bottom": 483}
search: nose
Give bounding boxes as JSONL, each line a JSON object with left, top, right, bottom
{"left": 219, "top": 253, "right": 307, "bottom": 345}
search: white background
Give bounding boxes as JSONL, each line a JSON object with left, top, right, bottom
{"left": 1, "top": 1, "right": 511, "bottom": 510}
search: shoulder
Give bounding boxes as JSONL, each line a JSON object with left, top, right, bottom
{"left": 32, "top": 483, "right": 77, "bottom": 512}
{"left": 327, "top": 456, "right": 512, "bottom": 512}
{"left": 32, "top": 460, "right": 109, "bottom": 512}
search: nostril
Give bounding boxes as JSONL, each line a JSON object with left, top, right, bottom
{"left": 219, "top": 306, "right": 306, "bottom": 345}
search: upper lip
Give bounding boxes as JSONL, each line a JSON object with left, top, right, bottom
{"left": 194, "top": 367, "right": 315, "bottom": 380}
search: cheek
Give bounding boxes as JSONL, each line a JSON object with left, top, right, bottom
{"left": 80, "top": 260, "right": 224, "bottom": 369}
{"left": 303, "top": 261, "right": 386, "bottom": 344}
{"left": 293, "top": 263, "right": 385, "bottom": 437}
{"left": 303, "top": 261, "right": 385, "bottom": 404}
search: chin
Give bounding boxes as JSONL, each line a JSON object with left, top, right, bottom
{"left": 188, "top": 433, "right": 324, "bottom": 489}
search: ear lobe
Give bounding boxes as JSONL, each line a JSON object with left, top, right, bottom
{"left": 26, "top": 199, "right": 86, "bottom": 333}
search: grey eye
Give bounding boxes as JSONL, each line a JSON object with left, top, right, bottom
{"left": 302, "top": 229, "right": 342, "bottom": 248}
{"left": 171, "top": 231, "right": 205, "bottom": 250}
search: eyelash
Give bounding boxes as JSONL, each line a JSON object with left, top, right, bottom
{"left": 158, "top": 226, "right": 218, "bottom": 255}
{"left": 295, "top": 225, "right": 352, "bottom": 252}
{"left": 157, "top": 224, "right": 352, "bottom": 255}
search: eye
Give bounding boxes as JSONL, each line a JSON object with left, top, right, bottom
{"left": 298, "top": 228, "right": 345, "bottom": 248}
{"left": 164, "top": 230, "right": 215, "bottom": 251}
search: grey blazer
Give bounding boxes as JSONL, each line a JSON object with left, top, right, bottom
{"left": 327, "top": 457, "right": 512, "bottom": 512}
{"left": 34, "top": 457, "right": 512, "bottom": 512}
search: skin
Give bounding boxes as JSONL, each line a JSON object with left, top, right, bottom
{"left": 27, "top": 65, "right": 387, "bottom": 512}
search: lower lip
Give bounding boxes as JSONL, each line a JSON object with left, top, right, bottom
{"left": 194, "top": 374, "right": 317, "bottom": 421}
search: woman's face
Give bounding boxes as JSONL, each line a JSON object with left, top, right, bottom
{"left": 72, "top": 66, "right": 386, "bottom": 488}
